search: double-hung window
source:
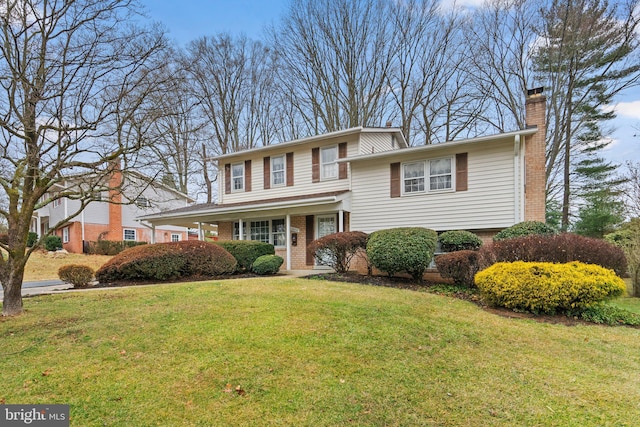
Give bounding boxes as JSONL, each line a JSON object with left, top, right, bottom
{"left": 250, "top": 220, "right": 270, "bottom": 242}
{"left": 403, "top": 157, "right": 453, "bottom": 195}
{"left": 231, "top": 163, "right": 244, "bottom": 192}
{"left": 403, "top": 162, "right": 425, "bottom": 194}
{"left": 320, "top": 146, "right": 338, "bottom": 180}
{"left": 233, "top": 219, "right": 286, "bottom": 247}
{"left": 124, "top": 229, "right": 136, "bottom": 241}
{"left": 429, "top": 158, "right": 452, "bottom": 191}
{"left": 271, "top": 219, "right": 286, "bottom": 247}
{"left": 271, "top": 155, "right": 285, "bottom": 187}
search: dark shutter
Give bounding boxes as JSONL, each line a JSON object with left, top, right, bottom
{"left": 286, "top": 152, "right": 294, "bottom": 186}
{"left": 338, "top": 142, "right": 348, "bottom": 179}
{"left": 312, "top": 147, "right": 320, "bottom": 183}
{"left": 390, "top": 162, "right": 400, "bottom": 198}
{"left": 224, "top": 163, "right": 231, "bottom": 194}
{"left": 244, "top": 160, "right": 251, "bottom": 192}
{"left": 306, "top": 215, "right": 315, "bottom": 265}
{"left": 456, "top": 153, "right": 468, "bottom": 192}
{"left": 263, "top": 156, "right": 270, "bottom": 189}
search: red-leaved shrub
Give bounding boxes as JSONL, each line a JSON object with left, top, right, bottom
{"left": 484, "top": 233, "right": 627, "bottom": 276}
{"left": 308, "top": 231, "right": 368, "bottom": 273}
{"left": 95, "top": 241, "right": 236, "bottom": 283}
{"left": 435, "top": 250, "right": 481, "bottom": 287}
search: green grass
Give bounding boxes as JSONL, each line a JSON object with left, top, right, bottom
{"left": 2, "top": 277, "right": 640, "bottom": 426}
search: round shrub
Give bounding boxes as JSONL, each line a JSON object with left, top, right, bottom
{"left": 308, "top": 231, "right": 368, "bottom": 273}
{"left": 435, "top": 250, "right": 481, "bottom": 287}
{"left": 486, "top": 233, "right": 627, "bottom": 277}
{"left": 367, "top": 227, "right": 437, "bottom": 281}
{"left": 44, "top": 235, "right": 62, "bottom": 251}
{"left": 438, "top": 230, "right": 483, "bottom": 252}
{"left": 58, "top": 264, "right": 94, "bottom": 288}
{"left": 215, "top": 240, "right": 275, "bottom": 272}
{"left": 95, "top": 241, "right": 236, "bottom": 283}
{"left": 493, "top": 221, "right": 556, "bottom": 241}
{"left": 251, "top": 255, "right": 284, "bottom": 275}
{"left": 475, "top": 261, "right": 626, "bottom": 314}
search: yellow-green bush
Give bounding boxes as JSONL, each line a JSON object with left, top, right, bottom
{"left": 475, "top": 261, "right": 626, "bottom": 314}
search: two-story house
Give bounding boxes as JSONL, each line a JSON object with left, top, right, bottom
{"left": 140, "top": 90, "right": 546, "bottom": 271}
{"left": 32, "top": 166, "right": 194, "bottom": 253}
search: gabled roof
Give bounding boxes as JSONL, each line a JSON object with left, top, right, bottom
{"left": 212, "top": 127, "right": 407, "bottom": 161}
{"left": 338, "top": 127, "right": 537, "bottom": 163}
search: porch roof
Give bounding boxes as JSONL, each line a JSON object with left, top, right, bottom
{"left": 137, "top": 190, "right": 351, "bottom": 228}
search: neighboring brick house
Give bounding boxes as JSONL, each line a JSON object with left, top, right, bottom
{"left": 140, "top": 90, "right": 547, "bottom": 271}
{"left": 32, "top": 167, "right": 194, "bottom": 253}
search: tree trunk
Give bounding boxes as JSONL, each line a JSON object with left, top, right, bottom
{"left": 1, "top": 267, "right": 26, "bottom": 316}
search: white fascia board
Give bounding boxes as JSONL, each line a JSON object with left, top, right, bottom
{"left": 338, "top": 128, "right": 538, "bottom": 163}
{"left": 212, "top": 127, "right": 406, "bottom": 161}
{"left": 138, "top": 193, "right": 348, "bottom": 223}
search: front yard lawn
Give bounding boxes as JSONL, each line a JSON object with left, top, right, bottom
{"left": 2, "top": 277, "right": 640, "bottom": 426}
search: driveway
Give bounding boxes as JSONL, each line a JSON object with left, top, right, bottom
{"left": 0, "top": 280, "right": 72, "bottom": 301}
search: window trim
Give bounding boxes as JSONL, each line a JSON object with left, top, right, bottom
{"left": 123, "top": 229, "right": 136, "bottom": 241}
{"left": 171, "top": 233, "right": 180, "bottom": 242}
{"left": 231, "top": 162, "right": 245, "bottom": 192}
{"left": 271, "top": 154, "right": 286, "bottom": 187}
{"left": 320, "top": 145, "right": 339, "bottom": 181}
{"left": 401, "top": 156, "right": 454, "bottom": 196}
{"left": 62, "top": 226, "right": 69, "bottom": 243}
{"left": 233, "top": 218, "right": 286, "bottom": 248}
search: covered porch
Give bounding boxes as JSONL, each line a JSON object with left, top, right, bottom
{"left": 138, "top": 191, "right": 351, "bottom": 271}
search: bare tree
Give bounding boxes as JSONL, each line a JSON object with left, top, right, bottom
{"left": 0, "top": 0, "right": 167, "bottom": 316}
{"left": 271, "top": 0, "right": 394, "bottom": 133}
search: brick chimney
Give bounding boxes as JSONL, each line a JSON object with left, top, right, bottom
{"left": 107, "top": 158, "right": 123, "bottom": 240}
{"left": 524, "top": 87, "right": 546, "bottom": 222}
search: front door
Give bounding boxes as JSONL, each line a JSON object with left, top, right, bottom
{"left": 316, "top": 214, "right": 337, "bottom": 266}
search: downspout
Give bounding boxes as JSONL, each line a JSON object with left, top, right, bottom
{"left": 514, "top": 135, "right": 521, "bottom": 223}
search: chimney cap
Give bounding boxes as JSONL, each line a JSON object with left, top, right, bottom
{"left": 527, "top": 87, "right": 544, "bottom": 97}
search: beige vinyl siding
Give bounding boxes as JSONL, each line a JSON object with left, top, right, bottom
{"left": 359, "top": 133, "right": 398, "bottom": 155}
{"left": 219, "top": 137, "right": 358, "bottom": 204}
{"left": 349, "top": 140, "right": 517, "bottom": 233}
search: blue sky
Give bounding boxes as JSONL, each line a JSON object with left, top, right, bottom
{"left": 139, "top": 0, "right": 639, "bottom": 166}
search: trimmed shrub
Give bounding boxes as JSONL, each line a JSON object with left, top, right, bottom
{"left": 367, "top": 227, "right": 437, "bottom": 281}
{"left": 27, "top": 232, "right": 38, "bottom": 248}
{"left": 438, "top": 230, "right": 483, "bottom": 252}
{"left": 475, "top": 261, "right": 626, "bottom": 314}
{"left": 493, "top": 221, "right": 556, "bottom": 241}
{"left": 58, "top": 264, "right": 94, "bottom": 288}
{"left": 308, "top": 231, "right": 368, "bottom": 273}
{"left": 44, "top": 235, "right": 62, "bottom": 251}
{"left": 86, "top": 240, "right": 147, "bottom": 255}
{"left": 486, "top": 233, "right": 627, "bottom": 276}
{"left": 215, "top": 240, "right": 275, "bottom": 272}
{"left": 95, "top": 241, "right": 236, "bottom": 283}
{"left": 435, "top": 250, "right": 481, "bottom": 287}
{"left": 252, "top": 255, "right": 284, "bottom": 275}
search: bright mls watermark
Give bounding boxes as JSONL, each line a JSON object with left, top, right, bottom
{"left": 1, "top": 405, "right": 69, "bottom": 426}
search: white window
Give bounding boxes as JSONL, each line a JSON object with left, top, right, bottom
{"left": 135, "top": 196, "right": 151, "bottom": 208}
{"left": 320, "top": 146, "right": 338, "bottom": 180}
{"left": 231, "top": 163, "right": 244, "bottom": 192}
{"left": 272, "top": 219, "right": 286, "bottom": 247}
{"left": 271, "top": 155, "right": 285, "bottom": 187}
{"left": 124, "top": 229, "right": 136, "bottom": 241}
{"left": 233, "top": 219, "right": 286, "bottom": 247}
{"left": 403, "top": 157, "right": 453, "bottom": 195}
{"left": 53, "top": 197, "right": 61, "bottom": 208}
{"left": 403, "top": 162, "right": 425, "bottom": 194}
{"left": 430, "top": 158, "right": 452, "bottom": 191}
{"left": 62, "top": 227, "right": 69, "bottom": 243}
{"left": 171, "top": 233, "right": 180, "bottom": 242}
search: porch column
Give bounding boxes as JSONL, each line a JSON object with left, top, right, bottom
{"left": 150, "top": 224, "right": 156, "bottom": 244}
{"left": 338, "top": 209, "right": 344, "bottom": 232}
{"left": 286, "top": 214, "right": 291, "bottom": 271}
{"left": 239, "top": 219, "right": 244, "bottom": 240}
{"left": 198, "top": 222, "right": 203, "bottom": 241}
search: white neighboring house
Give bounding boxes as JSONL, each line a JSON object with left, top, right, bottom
{"left": 139, "top": 90, "right": 547, "bottom": 271}
{"left": 32, "top": 167, "right": 194, "bottom": 253}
